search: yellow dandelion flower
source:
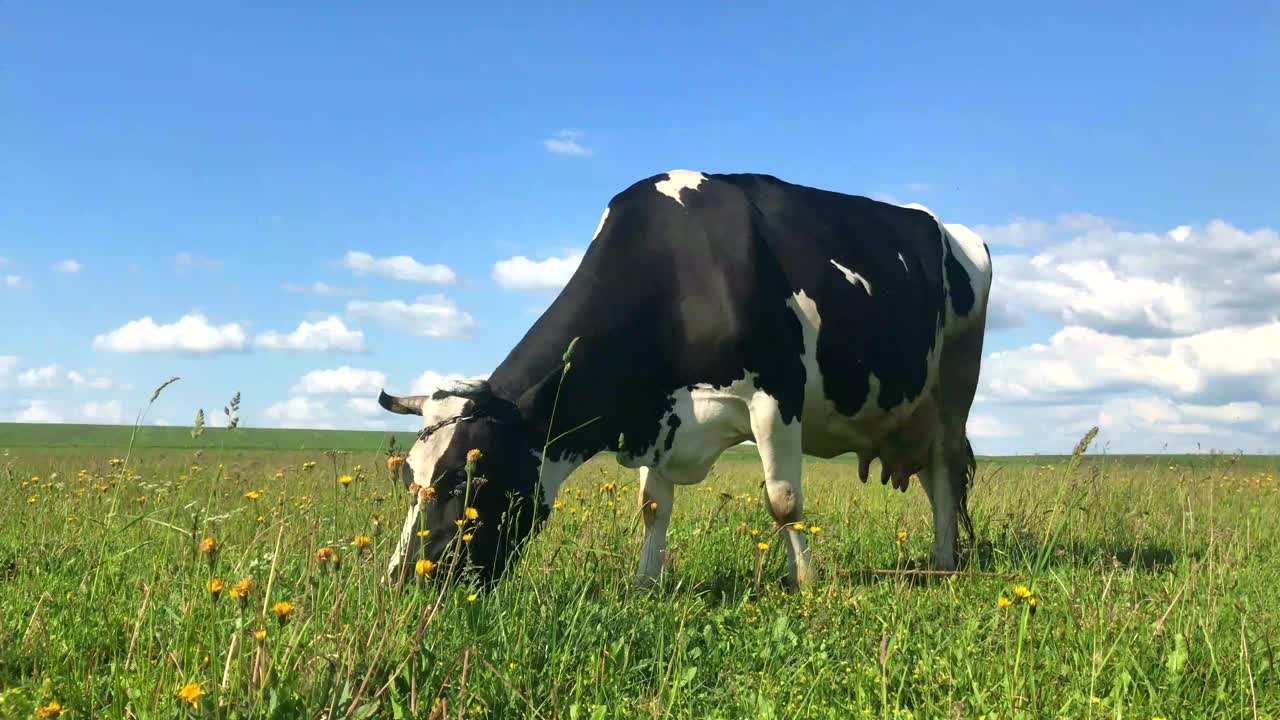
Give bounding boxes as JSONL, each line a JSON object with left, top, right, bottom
{"left": 1013, "top": 585, "right": 1031, "bottom": 599}
{"left": 199, "top": 536, "right": 218, "bottom": 555}
{"left": 274, "top": 471, "right": 285, "bottom": 479}
{"left": 809, "top": 525, "right": 823, "bottom": 535}
{"left": 208, "top": 577, "right": 225, "bottom": 597}
{"left": 896, "top": 530, "right": 908, "bottom": 545}
{"left": 467, "top": 593, "right": 478, "bottom": 602}
{"left": 386, "top": 455, "right": 406, "bottom": 471}
{"left": 464, "top": 507, "right": 479, "bottom": 520}
{"left": 997, "top": 596, "right": 1011, "bottom": 609}
{"left": 352, "top": 534, "right": 371, "bottom": 550}
{"left": 230, "top": 577, "right": 253, "bottom": 605}
{"left": 455, "top": 518, "right": 467, "bottom": 526}
{"left": 415, "top": 558, "right": 436, "bottom": 576}
{"left": 1028, "top": 596, "right": 1039, "bottom": 611}
{"left": 553, "top": 500, "right": 564, "bottom": 510}
{"left": 244, "top": 490, "right": 261, "bottom": 500}
{"left": 648, "top": 501, "right": 658, "bottom": 511}
{"left": 36, "top": 700, "right": 63, "bottom": 718}
{"left": 757, "top": 542, "right": 769, "bottom": 551}
{"left": 254, "top": 628, "right": 267, "bottom": 641}
{"left": 27, "top": 495, "right": 37, "bottom": 504}
{"left": 272, "top": 600, "right": 296, "bottom": 623}
{"left": 462, "top": 532, "right": 474, "bottom": 543}
{"left": 416, "top": 529, "right": 431, "bottom": 538}
{"left": 339, "top": 474, "right": 353, "bottom": 486}
{"left": 792, "top": 522, "right": 806, "bottom": 531}
{"left": 176, "top": 682, "right": 206, "bottom": 708}
{"left": 466, "top": 448, "right": 483, "bottom": 463}
{"left": 316, "top": 546, "right": 339, "bottom": 567}
{"left": 750, "top": 528, "right": 760, "bottom": 536}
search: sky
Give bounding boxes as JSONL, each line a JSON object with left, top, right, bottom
{"left": 2, "top": 2, "right": 1278, "bottom": 455}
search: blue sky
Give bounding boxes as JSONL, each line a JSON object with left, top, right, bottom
{"left": 3, "top": 2, "right": 1278, "bottom": 454}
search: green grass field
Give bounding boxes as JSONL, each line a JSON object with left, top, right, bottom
{"left": 2, "top": 423, "right": 1277, "bottom": 719}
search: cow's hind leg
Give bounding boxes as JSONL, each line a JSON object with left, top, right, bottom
{"left": 919, "top": 431, "right": 975, "bottom": 571}
{"left": 749, "top": 392, "right": 814, "bottom": 590}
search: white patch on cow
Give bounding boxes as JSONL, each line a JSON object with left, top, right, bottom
{"left": 654, "top": 170, "right": 707, "bottom": 206}
{"left": 898, "top": 252, "right": 908, "bottom": 272}
{"left": 592, "top": 207, "right": 610, "bottom": 241}
{"left": 941, "top": 221, "right": 993, "bottom": 321}
{"left": 829, "top": 259, "right": 873, "bottom": 295}
{"left": 531, "top": 450, "right": 584, "bottom": 507}
{"left": 404, "top": 396, "right": 472, "bottom": 491}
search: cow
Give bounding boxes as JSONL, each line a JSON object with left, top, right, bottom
{"left": 377, "top": 170, "right": 992, "bottom": 590}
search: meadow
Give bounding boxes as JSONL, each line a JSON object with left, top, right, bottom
{"left": 1, "top": 421, "right": 1277, "bottom": 719}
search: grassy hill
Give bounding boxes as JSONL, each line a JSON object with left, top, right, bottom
{"left": 0, "top": 422, "right": 418, "bottom": 452}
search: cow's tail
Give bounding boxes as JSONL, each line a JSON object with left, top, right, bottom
{"left": 957, "top": 437, "right": 976, "bottom": 548}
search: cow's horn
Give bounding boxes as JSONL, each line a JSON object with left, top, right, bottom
{"left": 430, "top": 379, "right": 492, "bottom": 403}
{"left": 378, "top": 389, "right": 430, "bottom": 416}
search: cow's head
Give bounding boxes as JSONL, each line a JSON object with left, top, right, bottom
{"left": 379, "top": 379, "right": 547, "bottom": 587}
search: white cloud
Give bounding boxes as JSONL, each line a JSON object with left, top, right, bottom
{"left": 981, "top": 322, "right": 1280, "bottom": 405}
{"left": 345, "top": 396, "right": 384, "bottom": 417}
{"left": 905, "top": 181, "right": 931, "bottom": 192}
{"left": 52, "top": 259, "right": 82, "bottom": 274}
{"left": 493, "top": 252, "right": 583, "bottom": 291}
{"left": 293, "top": 366, "right": 387, "bottom": 395}
{"left": 284, "top": 281, "right": 362, "bottom": 297}
{"left": 14, "top": 400, "right": 63, "bottom": 423}
{"left": 986, "top": 217, "right": 1280, "bottom": 337}
{"left": 409, "top": 370, "right": 488, "bottom": 396}
{"left": 175, "top": 252, "right": 223, "bottom": 273}
{"left": 93, "top": 313, "right": 248, "bottom": 354}
{"left": 347, "top": 295, "right": 476, "bottom": 339}
{"left": 0, "top": 356, "right": 18, "bottom": 384}
{"left": 968, "top": 414, "right": 1018, "bottom": 439}
{"left": 4, "top": 275, "right": 29, "bottom": 289}
{"left": 67, "top": 369, "right": 115, "bottom": 390}
{"left": 343, "top": 251, "right": 456, "bottom": 284}
{"left": 543, "top": 129, "right": 593, "bottom": 157}
{"left": 17, "top": 364, "right": 59, "bottom": 388}
{"left": 264, "top": 396, "right": 335, "bottom": 429}
{"left": 254, "top": 316, "right": 366, "bottom": 352}
{"left": 79, "top": 400, "right": 124, "bottom": 424}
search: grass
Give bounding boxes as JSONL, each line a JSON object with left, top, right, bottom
{"left": 1, "top": 430, "right": 1277, "bottom": 719}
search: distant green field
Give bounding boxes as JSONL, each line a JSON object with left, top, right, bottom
{"left": 0, "top": 422, "right": 419, "bottom": 452}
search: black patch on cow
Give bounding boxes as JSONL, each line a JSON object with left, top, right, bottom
{"left": 663, "top": 413, "right": 682, "bottom": 452}
{"left": 944, "top": 239, "right": 975, "bottom": 316}
{"left": 477, "top": 170, "right": 960, "bottom": 466}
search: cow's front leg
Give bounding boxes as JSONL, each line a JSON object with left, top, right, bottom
{"left": 636, "top": 466, "right": 674, "bottom": 588}
{"left": 749, "top": 392, "right": 814, "bottom": 590}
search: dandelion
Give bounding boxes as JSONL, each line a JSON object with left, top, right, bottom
{"left": 896, "top": 530, "right": 908, "bottom": 546}
{"left": 757, "top": 542, "right": 769, "bottom": 551}
{"left": 36, "top": 700, "right": 63, "bottom": 718}
{"left": 27, "top": 495, "right": 37, "bottom": 504}
{"left": 750, "top": 528, "right": 760, "bottom": 536}
{"left": 462, "top": 533, "right": 474, "bottom": 543}
{"left": 274, "top": 471, "right": 285, "bottom": 480}
{"left": 809, "top": 525, "right": 823, "bottom": 535}
{"left": 199, "top": 536, "right": 218, "bottom": 555}
{"left": 353, "top": 534, "right": 371, "bottom": 551}
{"left": 339, "top": 474, "right": 353, "bottom": 487}
{"left": 416, "top": 529, "right": 431, "bottom": 538}
{"left": 176, "top": 682, "right": 206, "bottom": 708}
{"left": 386, "top": 455, "right": 406, "bottom": 471}
{"left": 1028, "top": 596, "right": 1039, "bottom": 614}
{"left": 302, "top": 461, "right": 317, "bottom": 471}
{"left": 316, "top": 546, "right": 340, "bottom": 570}
{"left": 466, "top": 448, "right": 483, "bottom": 467}
{"left": 244, "top": 490, "right": 262, "bottom": 500}
{"left": 230, "top": 577, "right": 253, "bottom": 607}
{"left": 464, "top": 507, "right": 479, "bottom": 521}
{"left": 467, "top": 593, "right": 478, "bottom": 602}
{"left": 1013, "top": 585, "right": 1031, "bottom": 599}
{"left": 601, "top": 481, "right": 617, "bottom": 492}
{"left": 208, "top": 577, "right": 225, "bottom": 598}
{"left": 415, "top": 558, "right": 436, "bottom": 576}
{"left": 553, "top": 500, "right": 565, "bottom": 510}
{"left": 792, "top": 522, "right": 806, "bottom": 531}
{"left": 272, "top": 600, "right": 296, "bottom": 624}
{"left": 648, "top": 501, "right": 658, "bottom": 511}
{"left": 254, "top": 628, "right": 267, "bottom": 641}
{"left": 997, "top": 596, "right": 1011, "bottom": 609}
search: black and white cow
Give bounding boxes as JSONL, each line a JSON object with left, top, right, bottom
{"left": 378, "top": 170, "right": 992, "bottom": 589}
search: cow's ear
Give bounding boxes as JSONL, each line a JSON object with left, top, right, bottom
{"left": 430, "top": 379, "right": 493, "bottom": 407}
